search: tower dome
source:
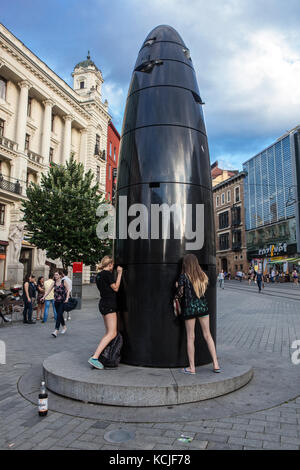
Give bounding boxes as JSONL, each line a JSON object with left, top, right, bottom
{"left": 74, "top": 51, "right": 99, "bottom": 72}
{"left": 72, "top": 51, "right": 103, "bottom": 98}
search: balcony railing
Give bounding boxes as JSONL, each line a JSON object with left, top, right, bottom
{"left": 94, "top": 147, "right": 106, "bottom": 161}
{"left": 232, "top": 243, "right": 242, "bottom": 252}
{"left": 0, "top": 174, "right": 25, "bottom": 197}
{"left": 0, "top": 135, "right": 18, "bottom": 152}
{"left": 27, "top": 150, "right": 44, "bottom": 165}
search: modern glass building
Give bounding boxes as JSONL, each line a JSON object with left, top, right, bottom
{"left": 243, "top": 134, "right": 295, "bottom": 230}
{"left": 243, "top": 126, "right": 300, "bottom": 272}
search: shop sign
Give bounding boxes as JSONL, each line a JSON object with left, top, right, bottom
{"left": 258, "top": 243, "right": 287, "bottom": 257}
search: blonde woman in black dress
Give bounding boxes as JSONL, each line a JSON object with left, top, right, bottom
{"left": 175, "top": 254, "right": 220, "bottom": 374}
{"left": 88, "top": 256, "right": 123, "bottom": 370}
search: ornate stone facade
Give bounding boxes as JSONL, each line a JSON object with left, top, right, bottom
{"left": 213, "top": 171, "right": 248, "bottom": 277}
{"left": 0, "top": 24, "right": 111, "bottom": 286}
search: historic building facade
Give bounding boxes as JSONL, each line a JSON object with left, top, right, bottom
{"left": 106, "top": 121, "right": 120, "bottom": 203}
{"left": 0, "top": 23, "right": 110, "bottom": 286}
{"left": 211, "top": 161, "right": 238, "bottom": 187}
{"left": 213, "top": 170, "right": 248, "bottom": 276}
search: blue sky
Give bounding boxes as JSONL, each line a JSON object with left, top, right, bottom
{"left": 2, "top": 0, "right": 300, "bottom": 170}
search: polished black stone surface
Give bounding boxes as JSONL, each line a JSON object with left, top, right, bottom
{"left": 114, "top": 25, "right": 216, "bottom": 367}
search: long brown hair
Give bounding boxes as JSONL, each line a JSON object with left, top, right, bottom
{"left": 182, "top": 254, "right": 208, "bottom": 298}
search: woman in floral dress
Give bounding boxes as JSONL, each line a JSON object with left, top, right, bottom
{"left": 175, "top": 254, "right": 220, "bottom": 375}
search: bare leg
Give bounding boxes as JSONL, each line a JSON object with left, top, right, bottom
{"left": 198, "top": 315, "right": 220, "bottom": 369}
{"left": 92, "top": 312, "right": 117, "bottom": 359}
{"left": 36, "top": 304, "right": 40, "bottom": 320}
{"left": 41, "top": 303, "right": 45, "bottom": 320}
{"left": 184, "top": 318, "right": 196, "bottom": 373}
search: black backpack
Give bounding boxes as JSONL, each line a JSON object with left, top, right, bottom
{"left": 99, "top": 332, "right": 123, "bottom": 368}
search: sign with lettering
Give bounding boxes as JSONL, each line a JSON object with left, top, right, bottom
{"left": 72, "top": 262, "right": 83, "bottom": 309}
{"left": 73, "top": 262, "right": 83, "bottom": 273}
{"left": 258, "top": 243, "right": 287, "bottom": 257}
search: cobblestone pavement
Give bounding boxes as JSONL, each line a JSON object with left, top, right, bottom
{"left": 0, "top": 281, "right": 300, "bottom": 451}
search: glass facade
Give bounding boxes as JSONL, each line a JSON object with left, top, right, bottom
{"left": 243, "top": 135, "right": 295, "bottom": 231}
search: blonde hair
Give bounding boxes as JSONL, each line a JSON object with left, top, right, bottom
{"left": 98, "top": 255, "right": 113, "bottom": 271}
{"left": 182, "top": 254, "right": 208, "bottom": 298}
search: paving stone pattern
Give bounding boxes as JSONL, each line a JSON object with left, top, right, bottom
{"left": 0, "top": 281, "right": 300, "bottom": 450}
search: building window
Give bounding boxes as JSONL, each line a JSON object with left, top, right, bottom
{"left": 114, "top": 147, "right": 116, "bottom": 161}
{"left": 227, "top": 190, "right": 231, "bottom": 202}
{"left": 95, "top": 134, "right": 100, "bottom": 155}
{"left": 27, "top": 97, "right": 32, "bottom": 117}
{"left": 0, "top": 77, "right": 6, "bottom": 100}
{"left": 25, "top": 133, "right": 30, "bottom": 151}
{"left": 96, "top": 166, "right": 100, "bottom": 183}
{"left": 235, "top": 186, "right": 240, "bottom": 202}
{"left": 49, "top": 147, "right": 54, "bottom": 163}
{"left": 221, "top": 193, "right": 225, "bottom": 204}
{"left": 232, "top": 229, "right": 242, "bottom": 250}
{"left": 0, "top": 119, "right": 4, "bottom": 137}
{"left": 219, "top": 211, "right": 229, "bottom": 229}
{"left": 216, "top": 195, "right": 220, "bottom": 207}
{"left": 232, "top": 206, "right": 241, "bottom": 226}
{"left": 219, "top": 233, "right": 229, "bottom": 251}
{"left": 0, "top": 204, "right": 5, "bottom": 225}
{"left": 80, "top": 81, "right": 85, "bottom": 89}
{"left": 109, "top": 142, "right": 112, "bottom": 156}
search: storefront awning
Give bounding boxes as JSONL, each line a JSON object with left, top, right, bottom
{"left": 268, "top": 257, "right": 300, "bottom": 264}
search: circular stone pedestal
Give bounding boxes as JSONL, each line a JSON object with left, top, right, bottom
{"left": 43, "top": 351, "right": 253, "bottom": 407}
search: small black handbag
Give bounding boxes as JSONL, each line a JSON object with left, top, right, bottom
{"left": 64, "top": 297, "right": 78, "bottom": 312}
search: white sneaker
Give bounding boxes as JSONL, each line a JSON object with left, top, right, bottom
{"left": 67, "top": 314, "right": 71, "bottom": 321}
{"left": 51, "top": 330, "right": 58, "bottom": 338}
{"left": 61, "top": 327, "right": 67, "bottom": 335}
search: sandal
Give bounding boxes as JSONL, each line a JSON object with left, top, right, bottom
{"left": 181, "top": 367, "right": 196, "bottom": 375}
{"left": 213, "top": 368, "right": 221, "bottom": 373}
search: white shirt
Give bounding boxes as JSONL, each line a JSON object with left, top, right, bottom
{"left": 62, "top": 276, "right": 72, "bottom": 293}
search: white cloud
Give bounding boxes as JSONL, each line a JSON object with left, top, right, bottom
{"left": 94, "top": 0, "right": 300, "bottom": 162}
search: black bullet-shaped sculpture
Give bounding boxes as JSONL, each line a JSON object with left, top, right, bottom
{"left": 114, "top": 25, "right": 216, "bottom": 367}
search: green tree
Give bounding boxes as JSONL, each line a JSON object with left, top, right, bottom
{"left": 21, "top": 157, "right": 112, "bottom": 270}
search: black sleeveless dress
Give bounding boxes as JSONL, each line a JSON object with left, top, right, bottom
{"left": 176, "top": 273, "right": 209, "bottom": 319}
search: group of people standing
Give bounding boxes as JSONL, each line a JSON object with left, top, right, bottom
{"left": 22, "top": 270, "right": 72, "bottom": 337}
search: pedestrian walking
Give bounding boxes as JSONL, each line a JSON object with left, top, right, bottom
{"left": 292, "top": 269, "right": 298, "bottom": 286}
{"left": 218, "top": 270, "right": 225, "bottom": 289}
{"left": 248, "top": 268, "right": 252, "bottom": 286}
{"left": 175, "top": 254, "right": 220, "bottom": 374}
{"left": 270, "top": 269, "right": 276, "bottom": 283}
{"left": 22, "top": 274, "right": 36, "bottom": 324}
{"left": 88, "top": 256, "right": 123, "bottom": 370}
{"left": 36, "top": 276, "right": 45, "bottom": 321}
{"left": 42, "top": 271, "right": 70, "bottom": 337}
{"left": 43, "top": 274, "right": 57, "bottom": 323}
{"left": 255, "top": 270, "right": 263, "bottom": 293}
{"left": 61, "top": 269, "right": 72, "bottom": 321}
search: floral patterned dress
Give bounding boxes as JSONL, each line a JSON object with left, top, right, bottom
{"left": 176, "top": 273, "right": 209, "bottom": 319}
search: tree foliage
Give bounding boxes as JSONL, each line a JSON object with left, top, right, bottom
{"left": 21, "top": 157, "right": 112, "bottom": 269}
